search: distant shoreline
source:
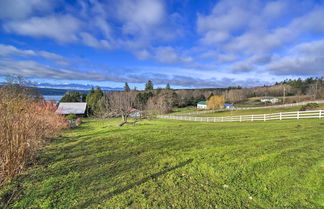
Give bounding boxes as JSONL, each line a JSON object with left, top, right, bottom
{"left": 43, "top": 95, "right": 64, "bottom": 102}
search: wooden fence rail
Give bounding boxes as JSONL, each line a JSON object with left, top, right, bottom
{"left": 173, "top": 100, "right": 324, "bottom": 116}
{"left": 158, "top": 110, "right": 324, "bottom": 123}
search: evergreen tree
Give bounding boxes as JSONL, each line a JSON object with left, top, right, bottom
{"left": 86, "top": 87, "right": 104, "bottom": 115}
{"left": 135, "top": 91, "right": 154, "bottom": 109}
{"left": 166, "top": 83, "right": 171, "bottom": 89}
{"left": 81, "top": 93, "right": 87, "bottom": 102}
{"left": 90, "top": 87, "right": 95, "bottom": 94}
{"left": 124, "top": 82, "right": 130, "bottom": 92}
{"left": 60, "top": 91, "right": 81, "bottom": 102}
{"left": 145, "top": 80, "right": 154, "bottom": 91}
{"left": 196, "top": 94, "right": 206, "bottom": 103}
{"left": 207, "top": 93, "right": 214, "bottom": 100}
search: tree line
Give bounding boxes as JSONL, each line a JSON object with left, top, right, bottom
{"left": 59, "top": 77, "right": 324, "bottom": 125}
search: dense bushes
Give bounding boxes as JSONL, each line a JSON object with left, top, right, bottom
{"left": 299, "top": 103, "right": 319, "bottom": 111}
{"left": 66, "top": 114, "right": 77, "bottom": 120}
{"left": 0, "top": 88, "right": 66, "bottom": 185}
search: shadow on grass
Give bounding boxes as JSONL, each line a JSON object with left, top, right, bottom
{"left": 79, "top": 159, "right": 193, "bottom": 208}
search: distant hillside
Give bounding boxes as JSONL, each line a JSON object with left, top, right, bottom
{"left": 0, "top": 85, "right": 122, "bottom": 96}
{"left": 36, "top": 87, "right": 89, "bottom": 95}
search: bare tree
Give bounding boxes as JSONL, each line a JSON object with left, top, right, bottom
{"left": 146, "top": 90, "right": 174, "bottom": 114}
{"left": 225, "top": 89, "right": 248, "bottom": 103}
{"left": 3, "top": 75, "right": 43, "bottom": 102}
{"left": 105, "top": 91, "right": 137, "bottom": 126}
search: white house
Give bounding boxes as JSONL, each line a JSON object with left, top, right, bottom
{"left": 260, "top": 97, "right": 280, "bottom": 104}
{"left": 129, "top": 108, "right": 141, "bottom": 117}
{"left": 224, "top": 103, "right": 234, "bottom": 109}
{"left": 56, "top": 102, "right": 87, "bottom": 116}
{"left": 197, "top": 101, "right": 207, "bottom": 109}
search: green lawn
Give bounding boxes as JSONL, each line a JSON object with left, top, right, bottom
{"left": 170, "top": 106, "right": 198, "bottom": 114}
{"left": 198, "top": 103, "right": 324, "bottom": 117}
{"left": 2, "top": 118, "right": 324, "bottom": 208}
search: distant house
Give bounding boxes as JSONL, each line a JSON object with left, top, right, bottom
{"left": 224, "top": 103, "right": 234, "bottom": 109}
{"left": 197, "top": 101, "right": 207, "bottom": 109}
{"left": 56, "top": 102, "right": 87, "bottom": 116}
{"left": 129, "top": 108, "right": 141, "bottom": 117}
{"left": 260, "top": 97, "right": 280, "bottom": 104}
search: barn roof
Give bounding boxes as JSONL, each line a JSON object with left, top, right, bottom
{"left": 197, "top": 101, "right": 207, "bottom": 105}
{"left": 56, "top": 102, "right": 87, "bottom": 115}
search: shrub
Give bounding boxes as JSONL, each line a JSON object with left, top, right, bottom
{"left": 0, "top": 88, "right": 66, "bottom": 186}
{"left": 299, "top": 103, "right": 319, "bottom": 111}
{"left": 66, "top": 114, "right": 77, "bottom": 120}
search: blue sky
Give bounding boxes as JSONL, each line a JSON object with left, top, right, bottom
{"left": 0, "top": 0, "right": 323, "bottom": 89}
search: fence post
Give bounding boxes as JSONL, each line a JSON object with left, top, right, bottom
{"left": 251, "top": 115, "right": 254, "bottom": 121}
{"left": 280, "top": 112, "right": 282, "bottom": 120}
{"left": 240, "top": 115, "right": 242, "bottom": 122}
{"left": 214, "top": 117, "right": 216, "bottom": 122}
{"left": 319, "top": 110, "right": 322, "bottom": 119}
{"left": 222, "top": 117, "right": 224, "bottom": 122}
{"left": 264, "top": 114, "right": 266, "bottom": 121}
{"left": 297, "top": 111, "right": 299, "bottom": 119}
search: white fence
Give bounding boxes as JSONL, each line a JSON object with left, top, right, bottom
{"left": 158, "top": 110, "right": 324, "bottom": 123}
{"left": 172, "top": 100, "right": 324, "bottom": 116}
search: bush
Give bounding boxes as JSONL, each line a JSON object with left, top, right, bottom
{"left": 299, "top": 103, "right": 319, "bottom": 111}
{"left": 66, "top": 114, "right": 77, "bottom": 120}
{"left": 0, "top": 88, "right": 66, "bottom": 185}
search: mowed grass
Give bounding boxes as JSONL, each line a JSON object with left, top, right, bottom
{"left": 198, "top": 103, "right": 324, "bottom": 117}
{"left": 2, "top": 118, "right": 324, "bottom": 208}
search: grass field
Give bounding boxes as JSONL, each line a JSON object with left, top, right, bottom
{"left": 170, "top": 106, "right": 197, "bottom": 114}
{"left": 198, "top": 103, "right": 324, "bottom": 117}
{"left": 1, "top": 118, "right": 324, "bottom": 208}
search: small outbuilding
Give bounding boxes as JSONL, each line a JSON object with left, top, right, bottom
{"left": 56, "top": 102, "right": 87, "bottom": 116}
{"left": 197, "top": 101, "right": 207, "bottom": 109}
{"left": 129, "top": 108, "right": 141, "bottom": 117}
{"left": 224, "top": 103, "right": 234, "bottom": 109}
{"left": 260, "top": 97, "right": 280, "bottom": 104}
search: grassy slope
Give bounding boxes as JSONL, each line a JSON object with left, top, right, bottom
{"left": 170, "top": 106, "right": 197, "bottom": 114}
{"left": 198, "top": 103, "right": 324, "bottom": 117}
{"left": 2, "top": 118, "right": 324, "bottom": 208}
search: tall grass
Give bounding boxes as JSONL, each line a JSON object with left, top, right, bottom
{"left": 0, "top": 88, "right": 66, "bottom": 185}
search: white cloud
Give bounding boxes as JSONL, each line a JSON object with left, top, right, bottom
{"left": 0, "top": 44, "right": 36, "bottom": 57}
{"left": 291, "top": 7, "right": 324, "bottom": 34}
{"left": 0, "top": 44, "right": 69, "bottom": 65}
{"left": 0, "top": 0, "right": 54, "bottom": 19}
{"left": 4, "top": 15, "right": 82, "bottom": 42}
{"left": 200, "top": 31, "right": 229, "bottom": 44}
{"left": 0, "top": 0, "right": 181, "bottom": 54}
{"left": 80, "top": 32, "right": 111, "bottom": 49}
{"left": 293, "top": 39, "right": 324, "bottom": 55}
{"left": 0, "top": 58, "right": 115, "bottom": 81}
{"left": 197, "top": 0, "right": 324, "bottom": 58}
{"left": 134, "top": 49, "right": 151, "bottom": 60}
{"left": 265, "top": 39, "right": 324, "bottom": 76}
{"left": 262, "top": 1, "right": 288, "bottom": 20}
{"left": 116, "top": 0, "right": 165, "bottom": 35}
{"left": 154, "top": 47, "right": 182, "bottom": 63}
{"left": 224, "top": 26, "right": 295, "bottom": 54}
{"left": 134, "top": 46, "right": 193, "bottom": 65}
